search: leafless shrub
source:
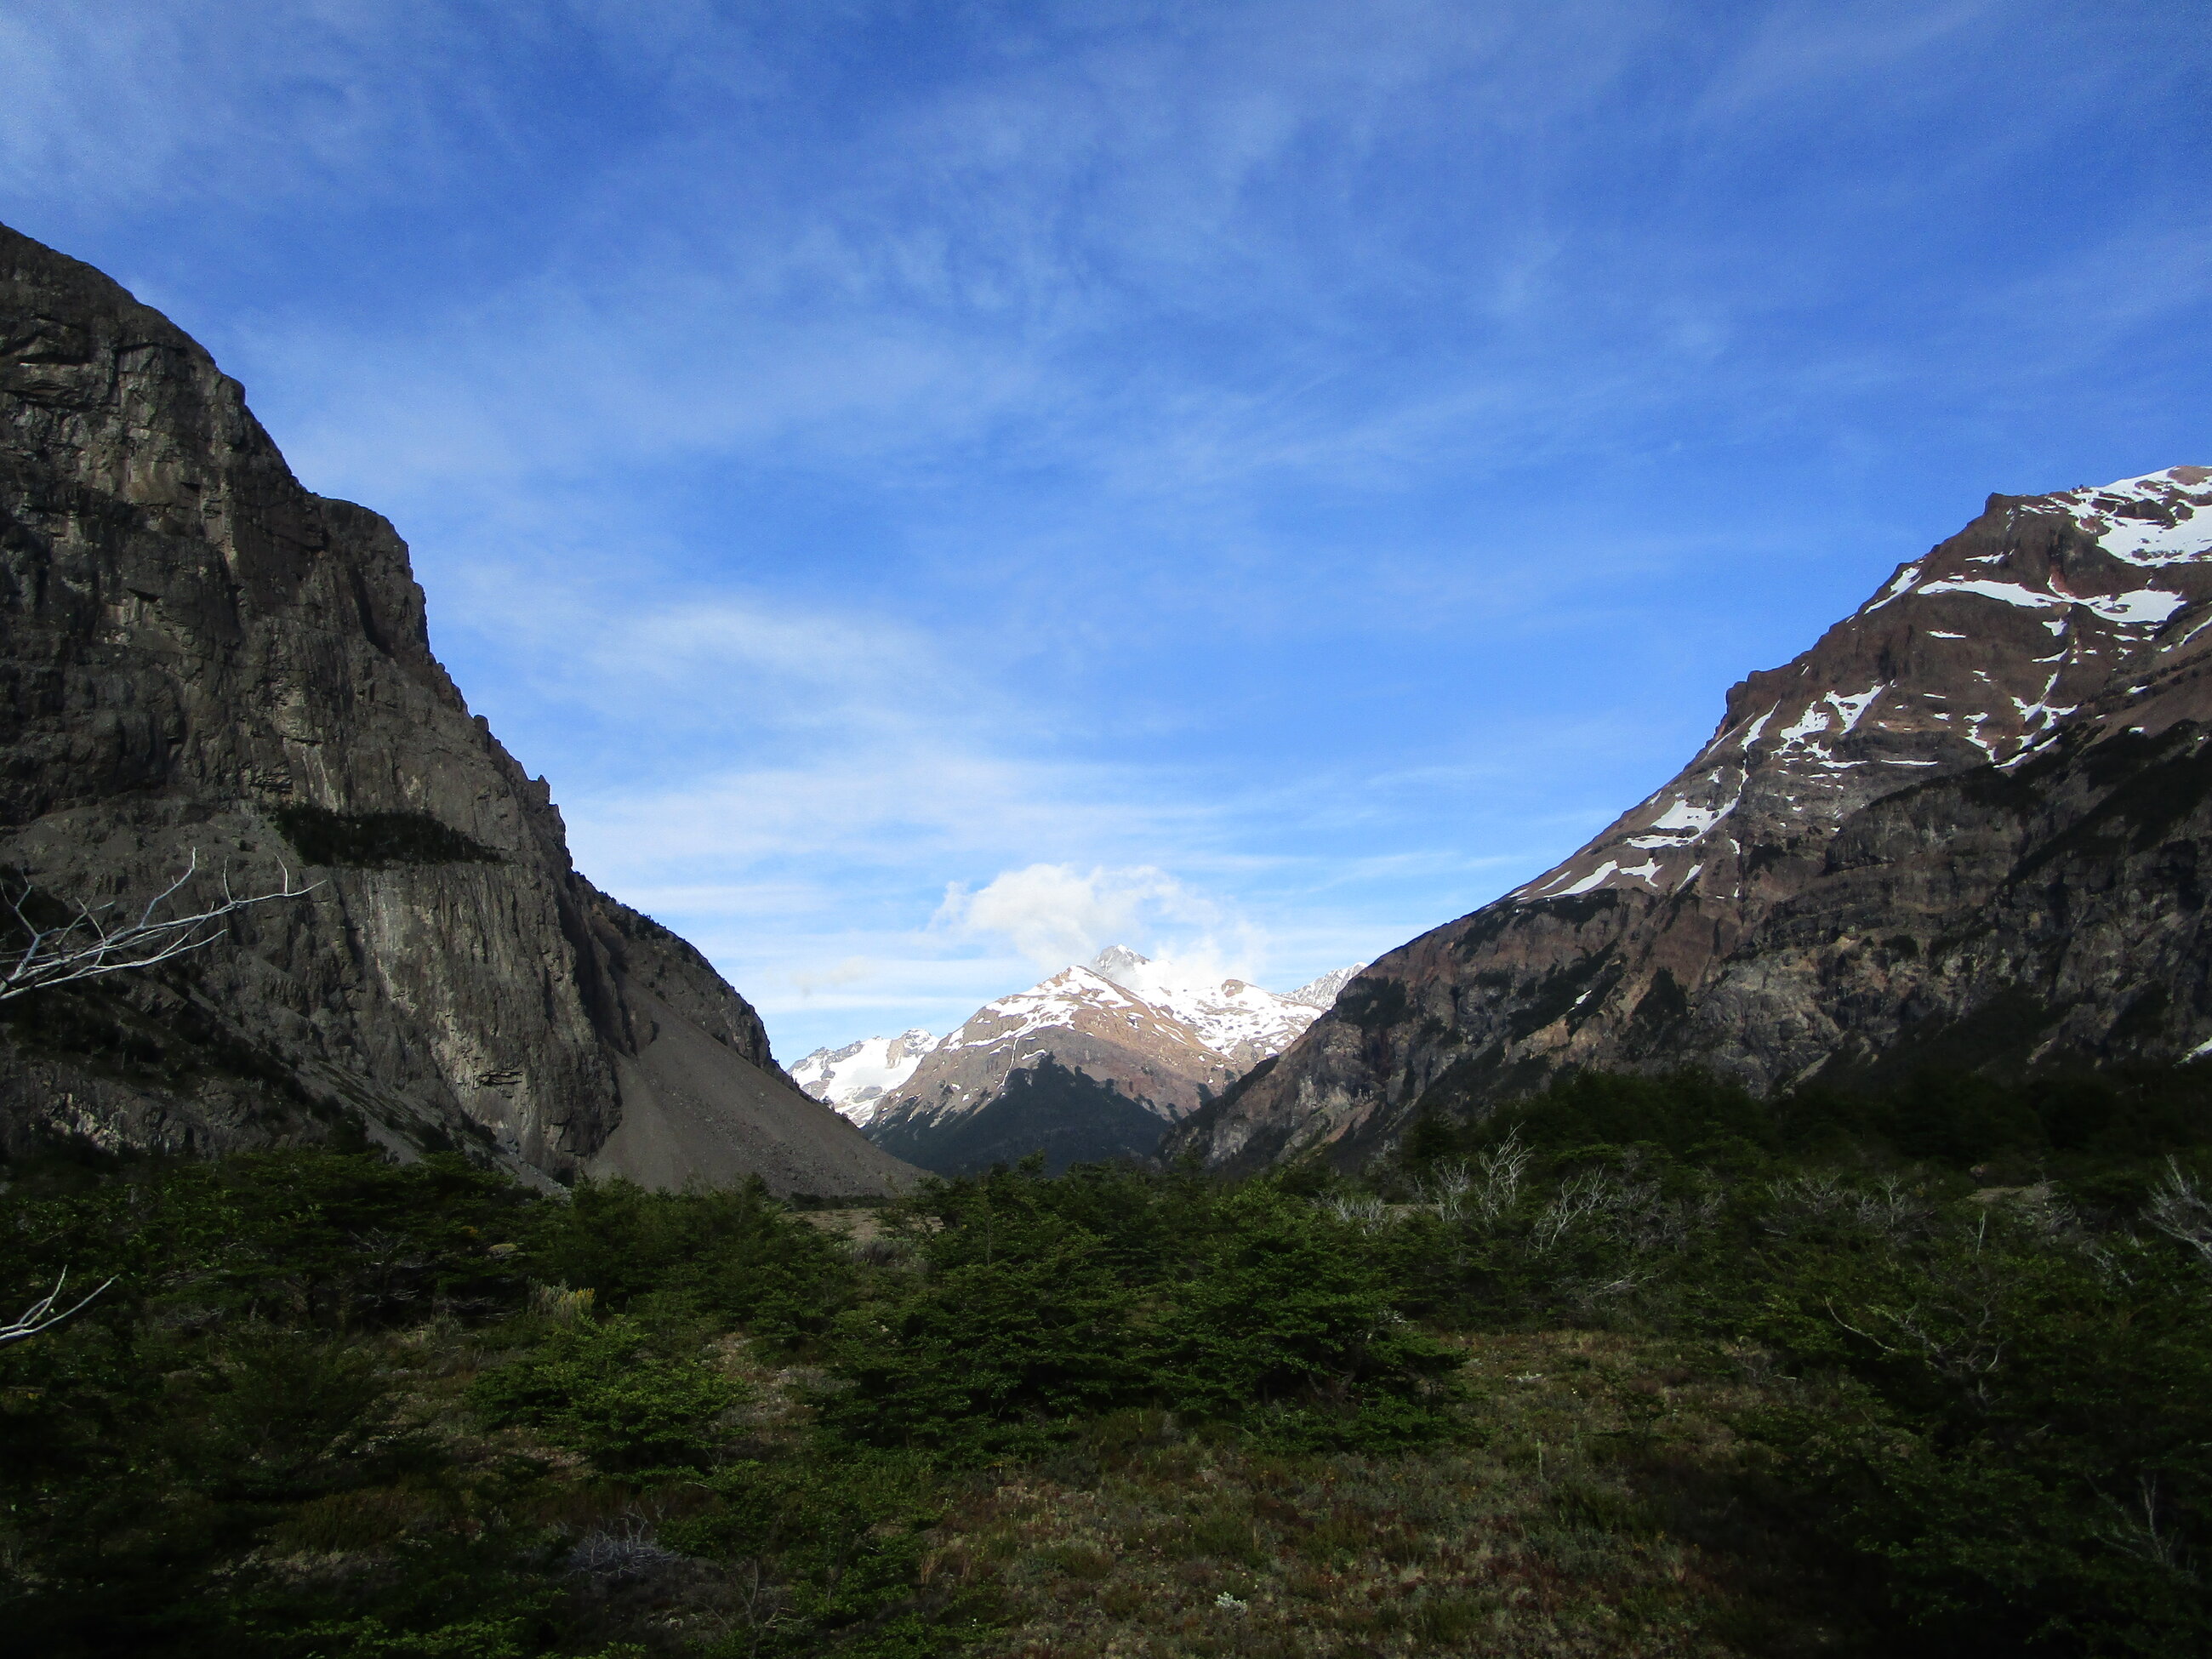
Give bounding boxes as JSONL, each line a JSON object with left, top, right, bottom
{"left": 1826, "top": 1235, "right": 2013, "bottom": 1412}
{"left": 2095, "top": 1475, "right": 2196, "bottom": 1577}
{"left": 1414, "top": 1163, "right": 1474, "bottom": 1221}
{"left": 1417, "top": 1130, "right": 1532, "bottom": 1226}
{"left": 1531, "top": 1157, "right": 1714, "bottom": 1258}
{"left": 1320, "top": 1192, "right": 1388, "bottom": 1231}
{"left": 1770, "top": 1171, "right": 1847, "bottom": 1210}
{"left": 1531, "top": 1169, "right": 1614, "bottom": 1254}
{"left": 2146, "top": 1158, "right": 2212, "bottom": 1270}
{"left": 567, "top": 1515, "right": 681, "bottom": 1580}
{"left": 0, "top": 1269, "right": 114, "bottom": 1347}
{"left": 1853, "top": 1176, "right": 1936, "bottom": 1240}
{"left": 1766, "top": 1172, "right": 1934, "bottom": 1244}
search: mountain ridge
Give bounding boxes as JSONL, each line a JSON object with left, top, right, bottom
{"left": 852, "top": 948, "right": 1354, "bottom": 1172}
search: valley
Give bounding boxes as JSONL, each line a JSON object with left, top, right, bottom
{"left": 3, "top": 219, "right": 2209, "bottom": 1658}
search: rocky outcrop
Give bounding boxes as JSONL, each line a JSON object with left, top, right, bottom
{"left": 0, "top": 222, "right": 913, "bottom": 1195}
{"left": 1170, "top": 468, "right": 2212, "bottom": 1171}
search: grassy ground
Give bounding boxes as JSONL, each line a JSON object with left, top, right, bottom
{"left": 277, "top": 1319, "right": 1850, "bottom": 1656}
{"left": 916, "top": 1331, "right": 1855, "bottom": 1659}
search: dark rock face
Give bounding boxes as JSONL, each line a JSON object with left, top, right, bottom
{"left": 1170, "top": 468, "right": 2212, "bottom": 1171}
{"left": 0, "top": 223, "right": 912, "bottom": 1195}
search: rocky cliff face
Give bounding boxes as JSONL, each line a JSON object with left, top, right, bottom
{"left": 0, "top": 223, "right": 913, "bottom": 1196}
{"left": 1171, "top": 468, "right": 2212, "bottom": 1171}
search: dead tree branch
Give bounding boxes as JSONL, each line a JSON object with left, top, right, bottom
{"left": 0, "top": 1269, "right": 115, "bottom": 1346}
{"left": 0, "top": 850, "right": 319, "bottom": 1003}
{"left": 2146, "top": 1158, "right": 2212, "bottom": 1271}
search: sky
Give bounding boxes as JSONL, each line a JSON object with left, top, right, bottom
{"left": 3, "top": 1, "right": 2208, "bottom": 1058}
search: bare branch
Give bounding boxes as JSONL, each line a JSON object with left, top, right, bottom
{"left": 1412, "top": 1130, "right": 1531, "bottom": 1226}
{"left": 0, "top": 1268, "right": 115, "bottom": 1346}
{"left": 0, "top": 851, "right": 319, "bottom": 1003}
{"left": 2146, "top": 1158, "right": 2212, "bottom": 1271}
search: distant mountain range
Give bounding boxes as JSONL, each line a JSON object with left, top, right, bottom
{"left": 1171, "top": 466, "right": 2212, "bottom": 1171}
{"left": 795, "top": 949, "right": 1361, "bottom": 1172}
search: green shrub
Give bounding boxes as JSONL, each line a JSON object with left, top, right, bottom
{"left": 468, "top": 1315, "right": 747, "bottom": 1471}
{"left": 817, "top": 1175, "right": 1144, "bottom": 1457}
{"left": 1156, "top": 1183, "right": 1464, "bottom": 1449}
{"left": 521, "top": 1176, "right": 857, "bottom": 1349}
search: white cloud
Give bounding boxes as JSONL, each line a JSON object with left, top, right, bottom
{"left": 934, "top": 862, "right": 1240, "bottom": 974}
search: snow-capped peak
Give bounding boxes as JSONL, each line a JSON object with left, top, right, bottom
{"left": 791, "top": 1028, "right": 941, "bottom": 1127}
{"left": 1286, "top": 963, "right": 1367, "bottom": 1010}
{"left": 1090, "top": 944, "right": 1152, "bottom": 982}
{"left": 1510, "top": 466, "right": 2212, "bottom": 906}
{"left": 2036, "top": 465, "right": 2212, "bottom": 567}
{"left": 1084, "top": 947, "right": 1337, "bottom": 1067}
{"left": 807, "top": 951, "right": 1370, "bottom": 1147}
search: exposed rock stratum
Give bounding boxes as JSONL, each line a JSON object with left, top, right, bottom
{"left": 1171, "top": 468, "right": 2212, "bottom": 1171}
{"left": 0, "top": 223, "right": 912, "bottom": 1195}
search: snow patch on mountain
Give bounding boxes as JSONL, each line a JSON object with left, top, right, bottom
{"left": 1083, "top": 948, "right": 1325, "bottom": 1066}
{"left": 1286, "top": 962, "right": 1367, "bottom": 1010}
{"left": 1509, "top": 466, "right": 2212, "bottom": 905}
{"left": 2043, "top": 465, "right": 2212, "bottom": 565}
{"left": 791, "top": 1029, "right": 941, "bottom": 1127}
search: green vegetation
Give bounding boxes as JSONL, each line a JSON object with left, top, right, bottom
{"left": 4, "top": 1064, "right": 2210, "bottom": 1656}
{"left": 273, "top": 806, "right": 500, "bottom": 869}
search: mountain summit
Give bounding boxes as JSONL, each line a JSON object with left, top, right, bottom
{"left": 790, "top": 1029, "right": 940, "bottom": 1127}
{"left": 1171, "top": 468, "right": 2212, "bottom": 1171}
{"left": 855, "top": 949, "right": 1354, "bottom": 1172}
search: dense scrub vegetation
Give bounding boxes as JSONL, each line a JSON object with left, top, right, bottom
{"left": 3, "top": 1064, "right": 2209, "bottom": 1656}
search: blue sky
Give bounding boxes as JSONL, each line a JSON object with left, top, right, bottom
{"left": 3, "top": 2, "right": 2207, "bottom": 1057}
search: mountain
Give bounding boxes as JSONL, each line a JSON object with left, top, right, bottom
{"left": 790, "top": 1029, "right": 940, "bottom": 1127}
{"left": 1086, "top": 946, "right": 1324, "bottom": 1066}
{"left": 863, "top": 948, "right": 1353, "bottom": 1173}
{"left": 1286, "top": 962, "right": 1367, "bottom": 1010}
{"left": 0, "top": 223, "right": 913, "bottom": 1196}
{"left": 1170, "top": 467, "right": 2212, "bottom": 1172}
